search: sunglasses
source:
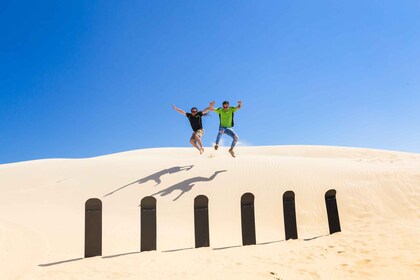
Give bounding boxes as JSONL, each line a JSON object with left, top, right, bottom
{"left": 191, "top": 110, "right": 197, "bottom": 113}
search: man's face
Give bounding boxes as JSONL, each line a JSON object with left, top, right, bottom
{"left": 223, "top": 103, "right": 229, "bottom": 111}
{"left": 191, "top": 109, "right": 197, "bottom": 115}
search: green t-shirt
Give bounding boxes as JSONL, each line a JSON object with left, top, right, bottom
{"left": 215, "top": 107, "right": 238, "bottom": 128}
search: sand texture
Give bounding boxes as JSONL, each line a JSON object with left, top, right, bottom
{"left": 0, "top": 145, "right": 419, "bottom": 279}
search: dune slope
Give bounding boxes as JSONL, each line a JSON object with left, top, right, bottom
{"left": 0, "top": 146, "right": 419, "bottom": 279}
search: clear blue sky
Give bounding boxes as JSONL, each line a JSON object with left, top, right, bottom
{"left": 1, "top": 0, "right": 419, "bottom": 164}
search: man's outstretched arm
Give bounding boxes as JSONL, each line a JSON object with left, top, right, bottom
{"left": 202, "top": 102, "right": 215, "bottom": 114}
{"left": 208, "top": 101, "right": 217, "bottom": 112}
{"left": 172, "top": 104, "right": 186, "bottom": 115}
{"left": 236, "top": 100, "right": 242, "bottom": 110}
{"left": 202, "top": 107, "right": 211, "bottom": 114}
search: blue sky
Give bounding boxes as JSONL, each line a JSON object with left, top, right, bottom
{"left": 1, "top": 0, "right": 419, "bottom": 164}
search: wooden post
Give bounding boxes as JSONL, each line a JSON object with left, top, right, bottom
{"left": 241, "top": 192, "right": 256, "bottom": 245}
{"left": 85, "top": 198, "right": 102, "bottom": 257}
{"left": 140, "top": 196, "right": 157, "bottom": 251}
{"left": 283, "top": 191, "right": 298, "bottom": 240}
{"left": 325, "top": 189, "right": 341, "bottom": 234}
{"left": 194, "top": 195, "right": 210, "bottom": 248}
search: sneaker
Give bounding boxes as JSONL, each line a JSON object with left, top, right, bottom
{"left": 228, "top": 148, "right": 235, "bottom": 157}
{"left": 214, "top": 144, "right": 218, "bottom": 150}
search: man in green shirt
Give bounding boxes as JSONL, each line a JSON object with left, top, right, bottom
{"left": 209, "top": 100, "right": 242, "bottom": 157}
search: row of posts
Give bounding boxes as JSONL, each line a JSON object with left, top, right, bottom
{"left": 85, "top": 189, "right": 341, "bottom": 258}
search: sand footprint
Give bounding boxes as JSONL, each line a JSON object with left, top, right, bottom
{"left": 269, "top": 272, "right": 282, "bottom": 280}
{"left": 356, "top": 259, "right": 372, "bottom": 265}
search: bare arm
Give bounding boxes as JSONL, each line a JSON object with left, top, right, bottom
{"left": 202, "top": 107, "right": 210, "bottom": 114}
{"left": 172, "top": 104, "right": 186, "bottom": 116}
{"left": 236, "top": 100, "right": 242, "bottom": 110}
{"left": 208, "top": 101, "right": 217, "bottom": 112}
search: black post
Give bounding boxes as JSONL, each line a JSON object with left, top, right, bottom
{"left": 325, "top": 189, "right": 341, "bottom": 234}
{"left": 140, "top": 196, "right": 157, "bottom": 251}
{"left": 283, "top": 191, "right": 298, "bottom": 240}
{"left": 194, "top": 195, "right": 210, "bottom": 248}
{"left": 85, "top": 198, "right": 102, "bottom": 258}
{"left": 241, "top": 192, "right": 256, "bottom": 245}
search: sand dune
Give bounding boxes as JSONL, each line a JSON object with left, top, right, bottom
{"left": 0, "top": 145, "right": 419, "bottom": 279}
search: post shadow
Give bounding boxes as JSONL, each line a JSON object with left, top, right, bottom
{"left": 283, "top": 191, "right": 298, "bottom": 240}
{"left": 194, "top": 195, "right": 210, "bottom": 248}
{"left": 103, "top": 165, "right": 194, "bottom": 197}
{"left": 325, "top": 189, "right": 341, "bottom": 234}
{"left": 85, "top": 198, "right": 102, "bottom": 258}
{"left": 152, "top": 170, "right": 227, "bottom": 201}
{"left": 241, "top": 192, "right": 256, "bottom": 246}
{"left": 140, "top": 196, "right": 157, "bottom": 251}
{"left": 39, "top": 258, "right": 84, "bottom": 267}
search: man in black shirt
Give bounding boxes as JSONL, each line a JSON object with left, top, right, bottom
{"left": 172, "top": 104, "right": 210, "bottom": 154}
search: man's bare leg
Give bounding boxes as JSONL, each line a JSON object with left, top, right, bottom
{"left": 190, "top": 137, "right": 200, "bottom": 152}
{"left": 195, "top": 134, "right": 205, "bottom": 154}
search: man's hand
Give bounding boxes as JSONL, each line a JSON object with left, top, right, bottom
{"left": 237, "top": 100, "right": 242, "bottom": 109}
{"left": 209, "top": 101, "right": 216, "bottom": 111}
{"left": 171, "top": 104, "right": 177, "bottom": 110}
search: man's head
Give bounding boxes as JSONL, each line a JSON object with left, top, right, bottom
{"left": 222, "top": 101, "right": 229, "bottom": 111}
{"left": 191, "top": 107, "right": 198, "bottom": 115}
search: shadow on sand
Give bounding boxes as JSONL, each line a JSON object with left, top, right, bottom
{"left": 102, "top": 251, "right": 140, "bottom": 259}
{"left": 103, "top": 165, "right": 194, "bottom": 197}
{"left": 150, "top": 170, "right": 227, "bottom": 201}
{"left": 38, "top": 258, "right": 84, "bottom": 267}
{"left": 303, "top": 235, "right": 327, "bottom": 241}
{"left": 162, "top": 247, "right": 195, "bottom": 253}
{"left": 38, "top": 234, "right": 330, "bottom": 266}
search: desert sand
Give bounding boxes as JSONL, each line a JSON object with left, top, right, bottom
{"left": 0, "top": 145, "right": 419, "bottom": 279}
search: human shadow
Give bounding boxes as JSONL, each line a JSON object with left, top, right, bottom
{"left": 103, "top": 165, "right": 194, "bottom": 197}
{"left": 151, "top": 170, "right": 227, "bottom": 201}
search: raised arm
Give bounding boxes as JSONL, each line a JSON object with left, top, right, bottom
{"left": 208, "top": 101, "right": 217, "bottom": 112}
{"left": 202, "top": 106, "right": 210, "bottom": 114}
{"left": 236, "top": 100, "right": 242, "bottom": 110}
{"left": 172, "top": 104, "right": 186, "bottom": 116}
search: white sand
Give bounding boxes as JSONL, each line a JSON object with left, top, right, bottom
{"left": 0, "top": 145, "right": 419, "bottom": 279}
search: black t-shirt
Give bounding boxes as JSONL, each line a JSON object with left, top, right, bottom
{"left": 186, "top": 111, "right": 203, "bottom": 131}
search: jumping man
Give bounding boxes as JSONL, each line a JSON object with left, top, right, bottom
{"left": 209, "top": 100, "right": 242, "bottom": 157}
{"left": 172, "top": 104, "right": 210, "bottom": 154}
